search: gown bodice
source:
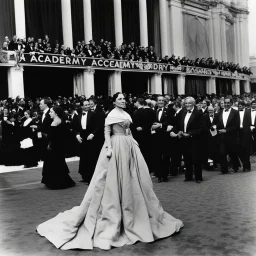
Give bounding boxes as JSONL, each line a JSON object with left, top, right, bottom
{"left": 111, "top": 120, "right": 131, "bottom": 136}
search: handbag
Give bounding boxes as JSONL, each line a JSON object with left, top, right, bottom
{"left": 20, "top": 138, "right": 33, "bottom": 149}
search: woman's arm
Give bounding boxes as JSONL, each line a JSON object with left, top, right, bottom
{"left": 105, "top": 125, "right": 112, "bottom": 158}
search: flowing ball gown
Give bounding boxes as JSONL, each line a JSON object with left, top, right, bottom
{"left": 37, "top": 118, "right": 183, "bottom": 250}
{"left": 41, "top": 122, "right": 75, "bottom": 189}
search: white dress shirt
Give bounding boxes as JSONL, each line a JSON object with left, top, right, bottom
{"left": 251, "top": 109, "right": 256, "bottom": 125}
{"left": 222, "top": 108, "right": 231, "bottom": 128}
{"left": 175, "top": 108, "right": 181, "bottom": 116}
{"left": 184, "top": 108, "right": 194, "bottom": 133}
{"left": 158, "top": 108, "right": 163, "bottom": 122}
{"left": 42, "top": 108, "right": 49, "bottom": 122}
{"left": 81, "top": 112, "right": 87, "bottom": 129}
{"left": 239, "top": 110, "right": 245, "bottom": 128}
{"left": 210, "top": 116, "right": 213, "bottom": 123}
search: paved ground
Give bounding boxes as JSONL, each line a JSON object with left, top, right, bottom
{"left": 0, "top": 161, "right": 256, "bottom": 256}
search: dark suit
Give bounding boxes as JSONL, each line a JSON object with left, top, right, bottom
{"left": 133, "top": 107, "right": 154, "bottom": 172}
{"left": 73, "top": 111, "right": 98, "bottom": 182}
{"left": 152, "top": 107, "right": 172, "bottom": 180}
{"left": 203, "top": 113, "right": 219, "bottom": 166}
{"left": 213, "top": 108, "right": 239, "bottom": 173}
{"left": 169, "top": 109, "right": 184, "bottom": 176}
{"left": 238, "top": 109, "right": 252, "bottom": 170}
{"left": 91, "top": 105, "right": 105, "bottom": 173}
{"left": 39, "top": 109, "right": 52, "bottom": 160}
{"left": 173, "top": 108, "right": 205, "bottom": 181}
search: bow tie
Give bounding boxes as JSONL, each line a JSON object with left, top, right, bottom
{"left": 82, "top": 112, "right": 87, "bottom": 116}
{"left": 224, "top": 109, "right": 229, "bottom": 112}
{"left": 187, "top": 110, "right": 192, "bottom": 114}
{"left": 158, "top": 108, "right": 163, "bottom": 112}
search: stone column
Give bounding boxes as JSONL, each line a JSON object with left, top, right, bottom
{"left": 234, "top": 17, "right": 240, "bottom": 64}
{"left": 244, "top": 14, "right": 249, "bottom": 67}
{"left": 61, "top": 0, "right": 73, "bottom": 48}
{"left": 108, "top": 70, "right": 122, "bottom": 96}
{"left": 232, "top": 79, "right": 240, "bottom": 95}
{"left": 206, "top": 77, "right": 216, "bottom": 94}
{"left": 244, "top": 80, "right": 251, "bottom": 93}
{"left": 176, "top": 74, "right": 186, "bottom": 95}
{"left": 8, "top": 67, "right": 24, "bottom": 98}
{"left": 73, "top": 72, "right": 84, "bottom": 96}
{"left": 169, "top": 0, "right": 184, "bottom": 57}
{"left": 83, "top": 0, "right": 92, "bottom": 43}
{"left": 220, "top": 14, "right": 227, "bottom": 62}
{"left": 149, "top": 73, "right": 162, "bottom": 94}
{"left": 159, "top": 0, "right": 168, "bottom": 57}
{"left": 211, "top": 9, "right": 222, "bottom": 60}
{"left": 82, "top": 68, "right": 95, "bottom": 97}
{"left": 238, "top": 15, "right": 244, "bottom": 66}
{"left": 14, "top": 0, "right": 26, "bottom": 38}
{"left": 113, "top": 0, "right": 123, "bottom": 47}
{"left": 139, "top": 0, "right": 148, "bottom": 47}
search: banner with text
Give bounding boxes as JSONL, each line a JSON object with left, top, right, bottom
{"left": 19, "top": 53, "right": 245, "bottom": 79}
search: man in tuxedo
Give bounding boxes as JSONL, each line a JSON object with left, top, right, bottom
{"left": 8, "top": 35, "right": 18, "bottom": 51}
{"left": 169, "top": 101, "right": 183, "bottom": 176}
{"left": 237, "top": 101, "right": 252, "bottom": 172}
{"left": 89, "top": 98, "right": 105, "bottom": 172}
{"left": 200, "top": 100, "right": 209, "bottom": 114}
{"left": 151, "top": 96, "right": 172, "bottom": 182}
{"left": 171, "top": 97, "right": 204, "bottom": 183}
{"left": 250, "top": 100, "right": 256, "bottom": 155}
{"left": 203, "top": 106, "right": 219, "bottom": 169}
{"left": 133, "top": 98, "right": 152, "bottom": 167}
{"left": 213, "top": 97, "right": 239, "bottom": 174}
{"left": 73, "top": 100, "right": 98, "bottom": 184}
{"left": 35, "top": 98, "right": 52, "bottom": 161}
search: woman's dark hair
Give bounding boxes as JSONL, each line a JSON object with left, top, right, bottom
{"left": 52, "top": 105, "right": 64, "bottom": 119}
{"left": 24, "top": 110, "right": 31, "bottom": 117}
{"left": 112, "top": 92, "right": 123, "bottom": 103}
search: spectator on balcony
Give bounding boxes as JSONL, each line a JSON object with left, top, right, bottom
{"left": 2, "top": 42, "right": 9, "bottom": 51}
{"left": 147, "top": 46, "right": 156, "bottom": 61}
{"left": 44, "top": 43, "right": 52, "bottom": 54}
{"left": 25, "top": 42, "right": 34, "bottom": 53}
{"left": 8, "top": 35, "right": 18, "bottom": 50}
{"left": 4, "top": 36, "right": 10, "bottom": 45}
{"left": 84, "top": 44, "right": 92, "bottom": 57}
{"left": 168, "top": 54, "right": 176, "bottom": 65}
{"left": 17, "top": 39, "right": 25, "bottom": 53}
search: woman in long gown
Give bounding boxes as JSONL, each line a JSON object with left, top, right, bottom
{"left": 41, "top": 106, "right": 75, "bottom": 189}
{"left": 37, "top": 93, "right": 183, "bottom": 250}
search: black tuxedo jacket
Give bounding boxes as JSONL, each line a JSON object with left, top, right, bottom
{"left": 73, "top": 111, "right": 98, "bottom": 140}
{"left": 8, "top": 40, "right": 18, "bottom": 50}
{"left": 40, "top": 110, "right": 52, "bottom": 135}
{"left": 213, "top": 108, "right": 239, "bottom": 143}
{"left": 173, "top": 108, "right": 205, "bottom": 160}
{"left": 204, "top": 113, "right": 218, "bottom": 132}
{"left": 153, "top": 107, "right": 171, "bottom": 133}
{"left": 173, "top": 108, "right": 205, "bottom": 138}
{"left": 238, "top": 109, "right": 253, "bottom": 148}
{"left": 93, "top": 106, "right": 105, "bottom": 142}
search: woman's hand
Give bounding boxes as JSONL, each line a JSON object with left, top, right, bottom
{"left": 106, "top": 148, "right": 112, "bottom": 159}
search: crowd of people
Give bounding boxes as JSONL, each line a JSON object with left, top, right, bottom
{"left": 0, "top": 92, "right": 255, "bottom": 186}
{"left": 1, "top": 35, "right": 253, "bottom": 75}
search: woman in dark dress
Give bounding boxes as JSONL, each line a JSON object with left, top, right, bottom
{"left": 20, "top": 110, "right": 38, "bottom": 168}
{"left": 2, "top": 114, "right": 22, "bottom": 166}
{"left": 41, "top": 106, "right": 75, "bottom": 189}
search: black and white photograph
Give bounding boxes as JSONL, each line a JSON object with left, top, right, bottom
{"left": 0, "top": 0, "right": 256, "bottom": 255}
